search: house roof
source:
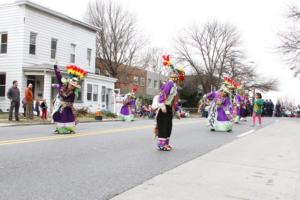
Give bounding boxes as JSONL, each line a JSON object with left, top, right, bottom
{"left": 11, "top": 0, "right": 99, "bottom": 32}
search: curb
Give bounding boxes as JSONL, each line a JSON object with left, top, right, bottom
{"left": 0, "top": 119, "right": 122, "bottom": 127}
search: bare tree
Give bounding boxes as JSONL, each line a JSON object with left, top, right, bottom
{"left": 175, "top": 21, "right": 241, "bottom": 93}
{"left": 140, "top": 47, "right": 163, "bottom": 73}
{"left": 278, "top": 5, "right": 300, "bottom": 77}
{"left": 176, "top": 21, "right": 278, "bottom": 93}
{"left": 85, "top": 0, "right": 144, "bottom": 81}
{"left": 225, "top": 51, "right": 278, "bottom": 92}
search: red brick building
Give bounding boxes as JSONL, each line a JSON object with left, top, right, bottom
{"left": 96, "top": 59, "right": 147, "bottom": 97}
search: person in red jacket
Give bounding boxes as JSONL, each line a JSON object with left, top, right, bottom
{"left": 40, "top": 99, "right": 48, "bottom": 120}
{"left": 25, "top": 83, "right": 33, "bottom": 120}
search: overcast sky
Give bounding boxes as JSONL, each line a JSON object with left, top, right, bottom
{"left": 2, "top": 0, "right": 300, "bottom": 104}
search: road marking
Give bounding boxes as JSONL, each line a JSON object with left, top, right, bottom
{"left": 0, "top": 120, "right": 199, "bottom": 147}
{"left": 237, "top": 129, "right": 255, "bottom": 138}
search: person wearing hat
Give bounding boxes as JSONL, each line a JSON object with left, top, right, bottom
{"left": 155, "top": 64, "right": 185, "bottom": 151}
{"left": 204, "top": 82, "right": 233, "bottom": 132}
{"left": 51, "top": 64, "right": 86, "bottom": 134}
{"left": 119, "top": 85, "right": 138, "bottom": 121}
{"left": 232, "top": 87, "right": 246, "bottom": 123}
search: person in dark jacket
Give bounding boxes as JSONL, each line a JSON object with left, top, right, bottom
{"left": 7, "top": 80, "right": 20, "bottom": 121}
{"left": 275, "top": 101, "right": 282, "bottom": 117}
{"left": 35, "top": 98, "right": 41, "bottom": 117}
{"left": 269, "top": 99, "right": 274, "bottom": 117}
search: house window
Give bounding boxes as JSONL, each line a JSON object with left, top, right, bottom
{"left": 87, "top": 84, "right": 92, "bottom": 101}
{"left": 0, "top": 33, "right": 8, "bottom": 54}
{"left": 101, "top": 86, "right": 106, "bottom": 102}
{"left": 0, "top": 73, "right": 5, "bottom": 97}
{"left": 140, "top": 77, "right": 145, "bottom": 87}
{"left": 75, "top": 82, "right": 83, "bottom": 102}
{"left": 51, "top": 38, "right": 57, "bottom": 59}
{"left": 29, "top": 32, "right": 37, "bottom": 55}
{"left": 154, "top": 80, "right": 158, "bottom": 89}
{"left": 133, "top": 76, "right": 139, "bottom": 85}
{"left": 87, "top": 48, "right": 92, "bottom": 66}
{"left": 148, "top": 78, "right": 152, "bottom": 88}
{"left": 87, "top": 83, "right": 98, "bottom": 102}
{"left": 70, "top": 43, "right": 76, "bottom": 63}
{"left": 93, "top": 84, "right": 98, "bottom": 102}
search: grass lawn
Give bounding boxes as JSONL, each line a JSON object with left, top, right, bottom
{"left": 0, "top": 113, "right": 8, "bottom": 119}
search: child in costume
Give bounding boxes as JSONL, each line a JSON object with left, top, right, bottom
{"left": 155, "top": 55, "right": 185, "bottom": 151}
{"left": 252, "top": 89, "right": 264, "bottom": 126}
{"left": 119, "top": 85, "right": 138, "bottom": 121}
{"left": 52, "top": 64, "right": 87, "bottom": 134}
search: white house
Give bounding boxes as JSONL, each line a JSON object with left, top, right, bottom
{"left": 0, "top": 0, "right": 117, "bottom": 113}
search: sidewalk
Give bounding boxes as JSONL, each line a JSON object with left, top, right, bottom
{"left": 112, "top": 119, "right": 300, "bottom": 200}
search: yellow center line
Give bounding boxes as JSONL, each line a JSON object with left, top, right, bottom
{"left": 0, "top": 120, "right": 199, "bottom": 146}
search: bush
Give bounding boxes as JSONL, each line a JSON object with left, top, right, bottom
{"left": 101, "top": 109, "right": 117, "bottom": 118}
{"left": 76, "top": 107, "right": 90, "bottom": 117}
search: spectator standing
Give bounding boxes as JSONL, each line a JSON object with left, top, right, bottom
{"left": 35, "top": 98, "right": 40, "bottom": 117}
{"left": 25, "top": 83, "right": 34, "bottom": 120}
{"left": 245, "top": 94, "right": 252, "bottom": 116}
{"left": 275, "top": 101, "right": 282, "bottom": 117}
{"left": 40, "top": 99, "right": 48, "bottom": 120}
{"left": 269, "top": 99, "right": 274, "bottom": 117}
{"left": 263, "top": 99, "right": 268, "bottom": 117}
{"left": 7, "top": 80, "right": 20, "bottom": 121}
{"left": 22, "top": 97, "right": 26, "bottom": 116}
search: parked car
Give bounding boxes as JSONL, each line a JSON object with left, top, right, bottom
{"left": 295, "top": 108, "right": 300, "bottom": 118}
{"left": 282, "top": 109, "right": 292, "bottom": 117}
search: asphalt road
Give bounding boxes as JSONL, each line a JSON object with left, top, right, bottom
{"left": 0, "top": 117, "right": 275, "bottom": 200}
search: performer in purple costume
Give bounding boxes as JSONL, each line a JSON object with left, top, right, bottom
{"left": 156, "top": 68, "right": 185, "bottom": 151}
{"left": 239, "top": 90, "right": 248, "bottom": 121}
{"left": 204, "top": 85, "right": 233, "bottom": 132}
{"left": 52, "top": 64, "right": 87, "bottom": 134}
{"left": 233, "top": 93, "right": 242, "bottom": 123}
{"left": 119, "top": 85, "right": 138, "bottom": 121}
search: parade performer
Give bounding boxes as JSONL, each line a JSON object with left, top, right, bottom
{"left": 119, "top": 85, "right": 138, "bottom": 121}
{"left": 52, "top": 64, "right": 87, "bottom": 134}
{"left": 155, "top": 55, "right": 185, "bottom": 151}
{"left": 239, "top": 90, "right": 248, "bottom": 121}
{"left": 204, "top": 77, "right": 238, "bottom": 132}
{"left": 233, "top": 87, "right": 245, "bottom": 123}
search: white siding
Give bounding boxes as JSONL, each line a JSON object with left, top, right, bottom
{"left": 0, "top": 5, "right": 24, "bottom": 111}
{"left": 75, "top": 75, "right": 116, "bottom": 112}
{"left": 23, "top": 6, "right": 96, "bottom": 73}
{"left": 0, "top": 2, "right": 117, "bottom": 114}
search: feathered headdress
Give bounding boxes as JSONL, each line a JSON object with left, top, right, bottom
{"left": 224, "top": 77, "right": 241, "bottom": 90}
{"left": 162, "top": 55, "right": 185, "bottom": 81}
{"left": 132, "top": 85, "right": 138, "bottom": 93}
{"left": 219, "top": 77, "right": 241, "bottom": 96}
{"left": 66, "top": 65, "right": 87, "bottom": 80}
